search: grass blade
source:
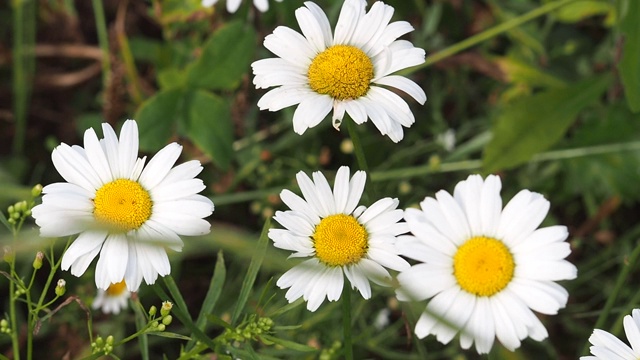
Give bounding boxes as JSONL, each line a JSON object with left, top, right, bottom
{"left": 231, "top": 218, "right": 270, "bottom": 325}
{"left": 186, "top": 250, "right": 226, "bottom": 351}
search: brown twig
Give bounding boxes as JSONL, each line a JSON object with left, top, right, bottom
{"left": 34, "top": 295, "right": 91, "bottom": 335}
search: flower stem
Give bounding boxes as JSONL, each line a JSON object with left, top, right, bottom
{"left": 8, "top": 259, "right": 20, "bottom": 360}
{"left": 370, "top": 141, "right": 640, "bottom": 182}
{"left": 91, "top": 0, "right": 111, "bottom": 91}
{"left": 342, "top": 282, "right": 353, "bottom": 360}
{"left": 345, "top": 117, "right": 377, "bottom": 199}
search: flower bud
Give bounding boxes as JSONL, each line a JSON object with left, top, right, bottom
{"left": 148, "top": 305, "right": 157, "bottom": 317}
{"left": 162, "top": 315, "right": 172, "bottom": 326}
{"left": 160, "top": 301, "right": 173, "bottom": 317}
{"left": 3, "top": 246, "right": 14, "bottom": 263}
{"left": 55, "top": 279, "right": 66, "bottom": 296}
{"left": 33, "top": 251, "right": 44, "bottom": 270}
{"left": 31, "top": 184, "right": 43, "bottom": 197}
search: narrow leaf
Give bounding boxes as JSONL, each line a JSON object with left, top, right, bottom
{"left": 187, "top": 250, "right": 226, "bottom": 351}
{"left": 147, "top": 331, "right": 192, "bottom": 341}
{"left": 231, "top": 218, "right": 271, "bottom": 325}
{"left": 206, "top": 313, "right": 233, "bottom": 330}
{"left": 619, "top": 0, "right": 640, "bottom": 112}
{"left": 483, "top": 74, "right": 612, "bottom": 172}
{"left": 259, "top": 334, "right": 318, "bottom": 352}
{"left": 132, "top": 299, "right": 150, "bottom": 360}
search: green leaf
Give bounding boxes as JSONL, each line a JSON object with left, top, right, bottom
{"left": 187, "top": 21, "right": 256, "bottom": 91}
{"left": 134, "top": 88, "right": 184, "bottom": 151}
{"left": 158, "top": 67, "right": 188, "bottom": 90}
{"left": 187, "top": 251, "right": 226, "bottom": 350}
{"left": 206, "top": 313, "right": 233, "bottom": 330}
{"left": 619, "top": 0, "right": 640, "bottom": 112}
{"left": 148, "top": 331, "right": 192, "bottom": 341}
{"left": 183, "top": 90, "right": 234, "bottom": 169}
{"left": 156, "top": 0, "right": 209, "bottom": 25}
{"left": 230, "top": 218, "right": 270, "bottom": 325}
{"left": 554, "top": 1, "right": 615, "bottom": 26}
{"left": 494, "top": 57, "right": 566, "bottom": 88}
{"left": 482, "top": 75, "right": 612, "bottom": 172}
{"left": 259, "top": 335, "right": 318, "bottom": 352}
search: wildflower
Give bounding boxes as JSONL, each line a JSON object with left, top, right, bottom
{"left": 92, "top": 280, "right": 130, "bottom": 314}
{"left": 31, "top": 120, "right": 214, "bottom": 291}
{"left": 396, "top": 174, "right": 577, "bottom": 354}
{"left": 581, "top": 309, "right": 640, "bottom": 359}
{"left": 252, "top": 0, "right": 426, "bottom": 142}
{"left": 269, "top": 166, "right": 409, "bottom": 311}
{"left": 202, "top": 0, "right": 282, "bottom": 13}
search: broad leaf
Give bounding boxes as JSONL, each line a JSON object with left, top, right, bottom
{"left": 134, "top": 88, "right": 184, "bottom": 151}
{"left": 483, "top": 75, "right": 612, "bottom": 172}
{"left": 187, "top": 21, "right": 256, "bottom": 91}
{"left": 183, "top": 90, "right": 234, "bottom": 169}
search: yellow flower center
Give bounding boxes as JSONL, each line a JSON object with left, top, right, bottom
{"left": 106, "top": 280, "right": 127, "bottom": 296}
{"left": 93, "top": 179, "right": 152, "bottom": 231}
{"left": 307, "top": 45, "right": 374, "bottom": 100}
{"left": 453, "top": 236, "right": 515, "bottom": 297}
{"left": 313, "top": 214, "right": 368, "bottom": 267}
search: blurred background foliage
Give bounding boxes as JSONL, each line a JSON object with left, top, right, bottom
{"left": 1, "top": 0, "right": 639, "bottom": 358}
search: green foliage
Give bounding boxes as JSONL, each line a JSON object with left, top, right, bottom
{"left": 483, "top": 74, "right": 613, "bottom": 172}
{"left": 184, "top": 90, "right": 234, "bottom": 170}
{"left": 618, "top": 0, "right": 640, "bottom": 112}
{"left": 187, "top": 21, "right": 257, "bottom": 90}
{"left": 135, "top": 21, "right": 254, "bottom": 169}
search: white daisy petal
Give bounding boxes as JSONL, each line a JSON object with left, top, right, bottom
{"left": 292, "top": 95, "right": 332, "bottom": 135}
{"left": 32, "top": 120, "right": 213, "bottom": 291}
{"left": 138, "top": 143, "right": 182, "bottom": 189}
{"left": 374, "top": 75, "right": 427, "bottom": 104}
{"left": 95, "top": 234, "right": 129, "bottom": 289}
{"left": 118, "top": 119, "right": 139, "bottom": 179}
{"left": 396, "top": 174, "right": 576, "bottom": 354}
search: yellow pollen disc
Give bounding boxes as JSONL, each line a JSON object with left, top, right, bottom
{"left": 453, "top": 236, "right": 515, "bottom": 297}
{"left": 307, "top": 45, "right": 374, "bottom": 100}
{"left": 313, "top": 214, "right": 368, "bottom": 267}
{"left": 106, "top": 280, "right": 127, "bottom": 296}
{"left": 93, "top": 179, "right": 152, "bottom": 232}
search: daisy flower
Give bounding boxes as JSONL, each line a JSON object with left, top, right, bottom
{"left": 252, "top": 0, "right": 426, "bottom": 143}
{"left": 396, "top": 174, "right": 577, "bottom": 354}
{"left": 93, "top": 280, "right": 131, "bottom": 314}
{"left": 31, "top": 120, "right": 214, "bottom": 292}
{"left": 269, "top": 166, "right": 409, "bottom": 311}
{"left": 581, "top": 309, "right": 640, "bottom": 360}
{"left": 202, "top": 0, "right": 282, "bottom": 13}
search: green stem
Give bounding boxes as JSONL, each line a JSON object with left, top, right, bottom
{"left": 11, "top": 0, "right": 26, "bottom": 156}
{"left": 91, "top": 0, "right": 111, "bottom": 90}
{"left": 371, "top": 141, "right": 640, "bottom": 182}
{"left": 342, "top": 282, "right": 353, "bottom": 360}
{"left": 35, "top": 238, "right": 71, "bottom": 311}
{"left": 345, "top": 117, "right": 377, "bottom": 199}
{"left": 8, "top": 258, "right": 20, "bottom": 360}
{"left": 581, "top": 239, "right": 640, "bottom": 355}
{"left": 402, "top": 0, "right": 581, "bottom": 74}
